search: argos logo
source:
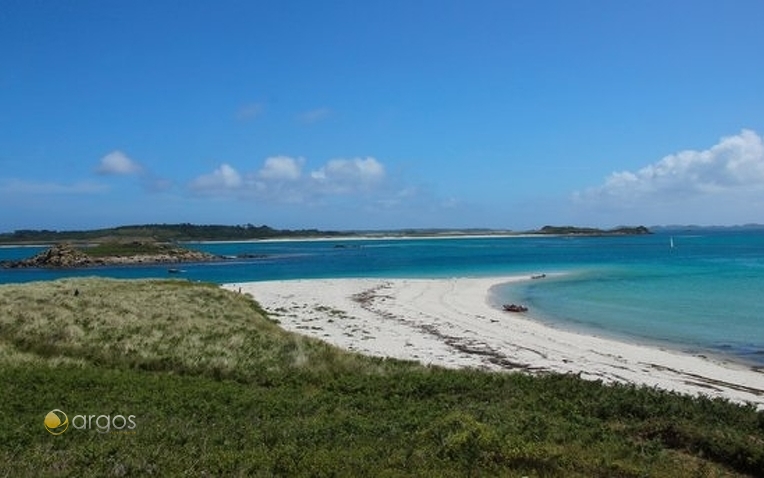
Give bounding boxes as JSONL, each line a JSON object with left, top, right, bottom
{"left": 44, "top": 409, "right": 137, "bottom": 434}
{"left": 43, "top": 409, "right": 69, "bottom": 435}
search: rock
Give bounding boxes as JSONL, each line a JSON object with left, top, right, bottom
{"left": 1, "top": 242, "right": 220, "bottom": 269}
{"left": 2, "top": 243, "right": 90, "bottom": 269}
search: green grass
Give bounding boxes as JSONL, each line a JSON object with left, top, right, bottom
{"left": 80, "top": 241, "right": 185, "bottom": 258}
{"left": 1, "top": 278, "right": 763, "bottom": 477}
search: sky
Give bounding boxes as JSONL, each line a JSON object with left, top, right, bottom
{"left": 2, "top": 0, "right": 764, "bottom": 232}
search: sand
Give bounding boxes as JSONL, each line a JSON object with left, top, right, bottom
{"left": 223, "top": 276, "right": 764, "bottom": 408}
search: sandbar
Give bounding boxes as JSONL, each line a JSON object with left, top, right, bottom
{"left": 223, "top": 276, "right": 764, "bottom": 408}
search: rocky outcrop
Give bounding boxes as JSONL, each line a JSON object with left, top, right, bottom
{"left": 1, "top": 243, "right": 219, "bottom": 269}
{"left": 3, "top": 243, "right": 92, "bottom": 268}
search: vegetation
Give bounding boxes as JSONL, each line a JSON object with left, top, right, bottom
{"left": 1, "top": 278, "right": 762, "bottom": 476}
{"left": 81, "top": 241, "right": 178, "bottom": 257}
{"left": 536, "top": 225, "right": 651, "bottom": 235}
{"left": 0, "top": 223, "right": 347, "bottom": 244}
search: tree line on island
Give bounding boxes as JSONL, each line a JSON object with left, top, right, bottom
{"left": 0, "top": 223, "right": 346, "bottom": 244}
{"left": 536, "top": 225, "right": 651, "bottom": 235}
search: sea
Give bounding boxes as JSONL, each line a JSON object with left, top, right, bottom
{"left": 1, "top": 230, "right": 763, "bottom": 366}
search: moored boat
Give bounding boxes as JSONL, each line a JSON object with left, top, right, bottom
{"left": 503, "top": 303, "right": 528, "bottom": 313}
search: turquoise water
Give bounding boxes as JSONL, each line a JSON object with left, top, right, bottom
{"left": 1, "top": 231, "right": 763, "bottom": 365}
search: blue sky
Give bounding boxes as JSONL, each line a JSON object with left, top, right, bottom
{"left": 2, "top": 0, "right": 763, "bottom": 231}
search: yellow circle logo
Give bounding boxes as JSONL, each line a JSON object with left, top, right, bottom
{"left": 44, "top": 409, "right": 69, "bottom": 435}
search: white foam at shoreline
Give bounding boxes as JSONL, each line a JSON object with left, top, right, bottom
{"left": 223, "top": 276, "right": 764, "bottom": 408}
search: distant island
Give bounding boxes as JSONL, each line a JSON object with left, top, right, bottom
{"left": 0, "top": 223, "right": 346, "bottom": 245}
{"left": 0, "top": 223, "right": 654, "bottom": 246}
{"left": 534, "top": 225, "right": 651, "bottom": 236}
{"left": 1, "top": 241, "right": 219, "bottom": 269}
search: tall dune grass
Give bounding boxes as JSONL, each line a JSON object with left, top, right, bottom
{"left": 0, "top": 277, "right": 407, "bottom": 381}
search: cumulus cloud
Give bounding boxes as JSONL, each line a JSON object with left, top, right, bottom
{"left": 189, "top": 163, "right": 243, "bottom": 192}
{"left": 310, "top": 157, "right": 385, "bottom": 193}
{"left": 573, "top": 129, "right": 764, "bottom": 224}
{"left": 189, "top": 156, "right": 387, "bottom": 201}
{"left": 257, "top": 156, "right": 303, "bottom": 181}
{"left": 96, "top": 151, "right": 143, "bottom": 175}
{"left": 578, "top": 130, "right": 764, "bottom": 201}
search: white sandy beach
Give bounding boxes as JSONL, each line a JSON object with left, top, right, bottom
{"left": 223, "top": 276, "right": 764, "bottom": 408}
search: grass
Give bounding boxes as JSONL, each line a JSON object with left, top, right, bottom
{"left": 80, "top": 241, "right": 193, "bottom": 258}
{"left": 1, "top": 278, "right": 763, "bottom": 477}
{"left": 81, "top": 241, "right": 169, "bottom": 257}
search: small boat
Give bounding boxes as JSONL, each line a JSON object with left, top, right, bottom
{"left": 531, "top": 273, "right": 546, "bottom": 279}
{"left": 503, "top": 303, "right": 528, "bottom": 313}
{"left": 167, "top": 268, "right": 182, "bottom": 274}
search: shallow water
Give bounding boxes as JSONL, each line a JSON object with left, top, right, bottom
{"left": 2, "top": 231, "right": 762, "bottom": 365}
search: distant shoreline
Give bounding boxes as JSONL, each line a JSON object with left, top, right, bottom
{"left": 0, "top": 223, "right": 652, "bottom": 245}
{"left": 0, "top": 233, "right": 581, "bottom": 246}
{"left": 182, "top": 232, "right": 548, "bottom": 244}
{"left": 0, "top": 231, "right": 644, "bottom": 248}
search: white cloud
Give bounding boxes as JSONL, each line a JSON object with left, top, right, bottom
{"left": 574, "top": 129, "right": 764, "bottom": 224}
{"left": 189, "top": 163, "right": 243, "bottom": 192}
{"left": 310, "top": 157, "right": 385, "bottom": 193}
{"left": 95, "top": 150, "right": 172, "bottom": 194}
{"left": 579, "top": 130, "right": 764, "bottom": 201}
{"left": 188, "top": 156, "right": 388, "bottom": 203}
{"left": 0, "top": 179, "right": 108, "bottom": 195}
{"left": 257, "top": 156, "right": 303, "bottom": 181}
{"left": 96, "top": 151, "right": 143, "bottom": 175}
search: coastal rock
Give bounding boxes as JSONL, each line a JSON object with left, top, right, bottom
{"left": 3, "top": 243, "right": 91, "bottom": 269}
{"left": 1, "top": 242, "right": 219, "bottom": 269}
